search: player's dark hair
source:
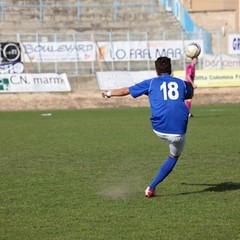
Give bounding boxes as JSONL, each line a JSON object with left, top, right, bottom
{"left": 155, "top": 57, "right": 172, "bottom": 76}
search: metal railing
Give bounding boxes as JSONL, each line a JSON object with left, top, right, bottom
{"left": 159, "top": 0, "right": 212, "bottom": 54}
{"left": 0, "top": 30, "right": 211, "bottom": 76}
{"left": 1, "top": 29, "right": 237, "bottom": 79}
{"left": 0, "top": 0, "right": 156, "bottom": 21}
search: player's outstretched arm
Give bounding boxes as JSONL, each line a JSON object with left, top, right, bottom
{"left": 102, "top": 87, "right": 130, "bottom": 98}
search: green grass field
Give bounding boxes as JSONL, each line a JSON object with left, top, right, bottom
{"left": 0, "top": 104, "right": 240, "bottom": 240}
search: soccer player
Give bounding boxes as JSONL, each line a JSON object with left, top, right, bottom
{"left": 102, "top": 57, "right": 193, "bottom": 197}
{"left": 185, "top": 57, "right": 198, "bottom": 117}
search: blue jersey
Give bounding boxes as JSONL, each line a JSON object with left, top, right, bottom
{"left": 129, "top": 74, "right": 192, "bottom": 134}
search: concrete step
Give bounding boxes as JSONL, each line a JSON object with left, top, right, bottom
{"left": 0, "top": 1, "right": 189, "bottom": 78}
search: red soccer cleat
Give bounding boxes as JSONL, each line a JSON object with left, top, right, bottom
{"left": 144, "top": 187, "right": 157, "bottom": 197}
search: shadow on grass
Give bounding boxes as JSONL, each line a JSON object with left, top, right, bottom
{"left": 176, "top": 182, "right": 240, "bottom": 195}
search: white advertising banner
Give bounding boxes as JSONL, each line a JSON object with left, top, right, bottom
{"left": 228, "top": 34, "right": 240, "bottom": 54}
{"left": 203, "top": 54, "right": 240, "bottom": 69}
{"left": 0, "top": 73, "right": 71, "bottom": 92}
{"left": 21, "top": 40, "right": 204, "bottom": 63}
{"left": 22, "top": 42, "right": 96, "bottom": 62}
{"left": 96, "top": 71, "right": 155, "bottom": 90}
{"left": 97, "top": 40, "right": 204, "bottom": 61}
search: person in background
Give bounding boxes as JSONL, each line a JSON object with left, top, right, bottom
{"left": 185, "top": 57, "right": 198, "bottom": 117}
{"left": 102, "top": 57, "right": 193, "bottom": 197}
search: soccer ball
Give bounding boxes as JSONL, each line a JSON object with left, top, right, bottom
{"left": 184, "top": 42, "right": 201, "bottom": 58}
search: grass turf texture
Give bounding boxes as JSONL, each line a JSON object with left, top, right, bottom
{"left": 0, "top": 104, "right": 239, "bottom": 240}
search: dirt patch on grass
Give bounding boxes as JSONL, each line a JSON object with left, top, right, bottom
{"left": 0, "top": 87, "right": 239, "bottom": 112}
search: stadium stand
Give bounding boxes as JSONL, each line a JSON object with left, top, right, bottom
{"left": 0, "top": 0, "right": 184, "bottom": 35}
{"left": 0, "top": 0, "right": 205, "bottom": 91}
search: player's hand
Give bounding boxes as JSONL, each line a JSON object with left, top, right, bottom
{"left": 102, "top": 91, "right": 107, "bottom": 98}
{"left": 102, "top": 90, "right": 111, "bottom": 98}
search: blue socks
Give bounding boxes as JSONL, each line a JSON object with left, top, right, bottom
{"left": 149, "top": 156, "right": 177, "bottom": 190}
